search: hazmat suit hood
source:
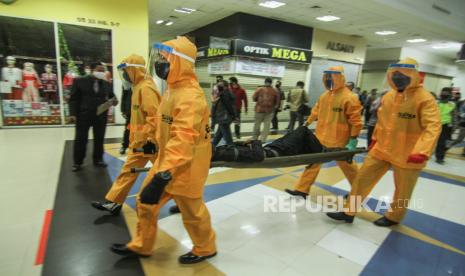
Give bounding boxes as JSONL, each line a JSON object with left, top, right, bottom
{"left": 387, "top": 57, "right": 420, "bottom": 92}
{"left": 120, "top": 54, "right": 147, "bottom": 85}
{"left": 161, "top": 36, "right": 198, "bottom": 85}
{"left": 323, "top": 66, "right": 346, "bottom": 91}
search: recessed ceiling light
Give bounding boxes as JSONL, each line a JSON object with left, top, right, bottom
{"left": 432, "top": 42, "right": 461, "bottom": 49}
{"left": 165, "top": 21, "right": 173, "bottom": 26}
{"left": 174, "top": 7, "right": 196, "bottom": 14}
{"left": 258, "top": 1, "right": 286, "bottom": 8}
{"left": 375, "top": 30, "right": 397, "bottom": 36}
{"left": 316, "top": 15, "right": 341, "bottom": 22}
{"left": 156, "top": 20, "right": 164, "bottom": 24}
{"left": 407, "top": 38, "right": 427, "bottom": 43}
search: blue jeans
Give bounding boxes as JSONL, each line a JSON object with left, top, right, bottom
{"left": 212, "top": 123, "right": 234, "bottom": 146}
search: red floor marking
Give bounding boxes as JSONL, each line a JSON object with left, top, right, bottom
{"left": 35, "top": 210, "right": 53, "bottom": 266}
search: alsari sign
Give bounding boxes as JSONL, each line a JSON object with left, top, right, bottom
{"left": 197, "top": 39, "right": 312, "bottom": 64}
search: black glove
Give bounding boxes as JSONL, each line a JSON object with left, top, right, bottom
{"left": 139, "top": 171, "right": 172, "bottom": 204}
{"left": 142, "top": 141, "right": 157, "bottom": 154}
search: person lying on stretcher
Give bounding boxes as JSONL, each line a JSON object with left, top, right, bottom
{"left": 211, "top": 125, "right": 324, "bottom": 162}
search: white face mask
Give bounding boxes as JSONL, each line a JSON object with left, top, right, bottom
{"left": 85, "top": 69, "right": 92, "bottom": 75}
{"left": 93, "top": 71, "right": 106, "bottom": 80}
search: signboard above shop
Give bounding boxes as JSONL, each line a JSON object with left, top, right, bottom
{"left": 197, "top": 38, "right": 312, "bottom": 64}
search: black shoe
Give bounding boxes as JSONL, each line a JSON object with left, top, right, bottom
{"left": 178, "top": 251, "right": 217, "bottom": 264}
{"left": 343, "top": 193, "right": 349, "bottom": 200}
{"left": 326, "top": 212, "right": 354, "bottom": 223}
{"left": 373, "top": 216, "right": 398, "bottom": 227}
{"left": 119, "top": 147, "right": 127, "bottom": 155}
{"left": 94, "top": 161, "right": 108, "bottom": 168}
{"left": 435, "top": 159, "right": 445, "bottom": 164}
{"left": 72, "top": 164, "right": 82, "bottom": 172}
{"left": 111, "top": 244, "right": 149, "bottom": 257}
{"left": 169, "top": 205, "right": 181, "bottom": 214}
{"left": 91, "top": 201, "right": 122, "bottom": 215}
{"left": 284, "top": 189, "right": 308, "bottom": 199}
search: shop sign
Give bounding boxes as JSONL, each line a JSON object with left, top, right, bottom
{"left": 233, "top": 39, "right": 312, "bottom": 64}
{"left": 76, "top": 17, "right": 120, "bottom": 27}
{"left": 209, "top": 36, "right": 231, "bottom": 50}
{"left": 326, "top": 41, "right": 355, "bottom": 53}
{"left": 235, "top": 58, "right": 285, "bottom": 78}
{"left": 197, "top": 46, "right": 231, "bottom": 60}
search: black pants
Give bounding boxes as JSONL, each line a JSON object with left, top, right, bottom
{"left": 73, "top": 115, "right": 107, "bottom": 165}
{"left": 213, "top": 122, "right": 233, "bottom": 146}
{"left": 234, "top": 109, "right": 241, "bottom": 138}
{"left": 367, "top": 125, "right": 375, "bottom": 147}
{"left": 364, "top": 110, "right": 371, "bottom": 125}
{"left": 288, "top": 111, "right": 304, "bottom": 131}
{"left": 272, "top": 109, "right": 279, "bottom": 130}
{"left": 122, "top": 115, "right": 130, "bottom": 149}
{"left": 435, "top": 124, "right": 452, "bottom": 161}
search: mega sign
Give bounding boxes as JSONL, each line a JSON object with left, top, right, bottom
{"left": 197, "top": 47, "right": 230, "bottom": 60}
{"left": 234, "top": 39, "right": 312, "bottom": 64}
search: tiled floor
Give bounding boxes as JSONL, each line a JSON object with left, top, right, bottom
{"left": 1, "top": 122, "right": 465, "bottom": 275}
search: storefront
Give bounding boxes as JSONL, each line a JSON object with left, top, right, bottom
{"left": 309, "top": 29, "right": 367, "bottom": 105}
{"left": 195, "top": 39, "right": 313, "bottom": 122}
{"left": 0, "top": 0, "right": 148, "bottom": 127}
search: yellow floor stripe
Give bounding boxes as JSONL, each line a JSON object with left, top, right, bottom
{"left": 122, "top": 205, "right": 225, "bottom": 275}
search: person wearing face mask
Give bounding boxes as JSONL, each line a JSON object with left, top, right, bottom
{"left": 91, "top": 55, "right": 161, "bottom": 215}
{"left": 111, "top": 36, "right": 217, "bottom": 264}
{"left": 434, "top": 87, "right": 455, "bottom": 164}
{"left": 69, "top": 62, "right": 118, "bottom": 172}
{"left": 285, "top": 66, "right": 362, "bottom": 199}
{"left": 327, "top": 58, "right": 441, "bottom": 227}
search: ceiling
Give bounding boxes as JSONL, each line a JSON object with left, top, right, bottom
{"left": 148, "top": 0, "right": 465, "bottom": 59}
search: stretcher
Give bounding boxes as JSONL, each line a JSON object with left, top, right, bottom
{"left": 130, "top": 147, "right": 366, "bottom": 173}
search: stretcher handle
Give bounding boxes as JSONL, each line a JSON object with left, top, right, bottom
{"left": 133, "top": 148, "right": 145, "bottom": 153}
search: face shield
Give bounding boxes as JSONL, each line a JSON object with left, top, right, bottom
{"left": 117, "top": 62, "right": 145, "bottom": 89}
{"left": 150, "top": 42, "right": 196, "bottom": 80}
{"left": 386, "top": 63, "right": 417, "bottom": 92}
{"left": 322, "top": 70, "right": 342, "bottom": 91}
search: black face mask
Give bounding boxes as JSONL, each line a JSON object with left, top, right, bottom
{"left": 391, "top": 71, "right": 411, "bottom": 92}
{"left": 440, "top": 94, "right": 451, "bottom": 101}
{"left": 122, "top": 71, "right": 132, "bottom": 83}
{"left": 154, "top": 61, "right": 170, "bottom": 80}
{"left": 324, "top": 79, "right": 333, "bottom": 90}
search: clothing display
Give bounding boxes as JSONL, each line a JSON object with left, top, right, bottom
{"left": 21, "top": 63, "right": 41, "bottom": 103}
{"left": 40, "top": 72, "right": 58, "bottom": 104}
{"left": 1, "top": 57, "right": 23, "bottom": 100}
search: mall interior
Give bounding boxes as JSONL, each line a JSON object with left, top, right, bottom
{"left": 0, "top": 0, "right": 465, "bottom": 275}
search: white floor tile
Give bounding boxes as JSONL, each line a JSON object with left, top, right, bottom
{"left": 317, "top": 228, "right": 379, "bottom": 266}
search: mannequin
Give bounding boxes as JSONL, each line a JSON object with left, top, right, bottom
{"left": 21, "top": 62, "right": 41, "bottom": 103}
{"left": 1, "top": 56, "right": 23, "bottom": 100}
{"left": 40, "top": 64, "right": 58, "bottom": 104}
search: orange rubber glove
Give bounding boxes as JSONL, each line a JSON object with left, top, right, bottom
{"left": 407, "top": 153, "right": 428, "bottom": 164}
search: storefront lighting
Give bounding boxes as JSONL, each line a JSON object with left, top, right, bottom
{"left": 316, "top": 15, "right": 341, "bottom": 22}
{"left": 258, "top": 1, "right": 286, "bottom": 9}
{"left": 375, "top": 31, "right": 397, "bottom": 36}
{"left": 432, "top": 42, "right": 461, "bottom": 49}
{"left": 174, "top": 7, "right": 196, "bottom": 14}
{"left": 165, "top": 21, "right": 173, "bottom": 26}
{"left": 407, "top": 38, "right": 427, "bottom": 43}
{"left": 156, "top": 20, "right": 164, "bottom": 24}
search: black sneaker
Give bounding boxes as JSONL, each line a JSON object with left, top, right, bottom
{"left": 284, "top": 189, "right": 308, "bottom": 199}
{"left": 373, "top": 216, "right": 398, "bottom": 227}
{"left": 169, "top": 205, "right": 181, "bottom": 214}
{"left": 435, "top": 159, "right": 445, "bottom": 165}
{"left": 119, "top": 147, "right": 127, "bottom": 155}
{"left": 326, "top": 212, "right": 355, "bottom": 223}
{"left": 72, "top": 164, "right": 82, "bottom": 172}
{"left": 91, "top": 201, "right": 122, "bottom": 215}
{"left": 93, "top": 161, "right": 108, "bottom": 168}
{"left": 178, "top": 251, "right": 217, "bottom": 264}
